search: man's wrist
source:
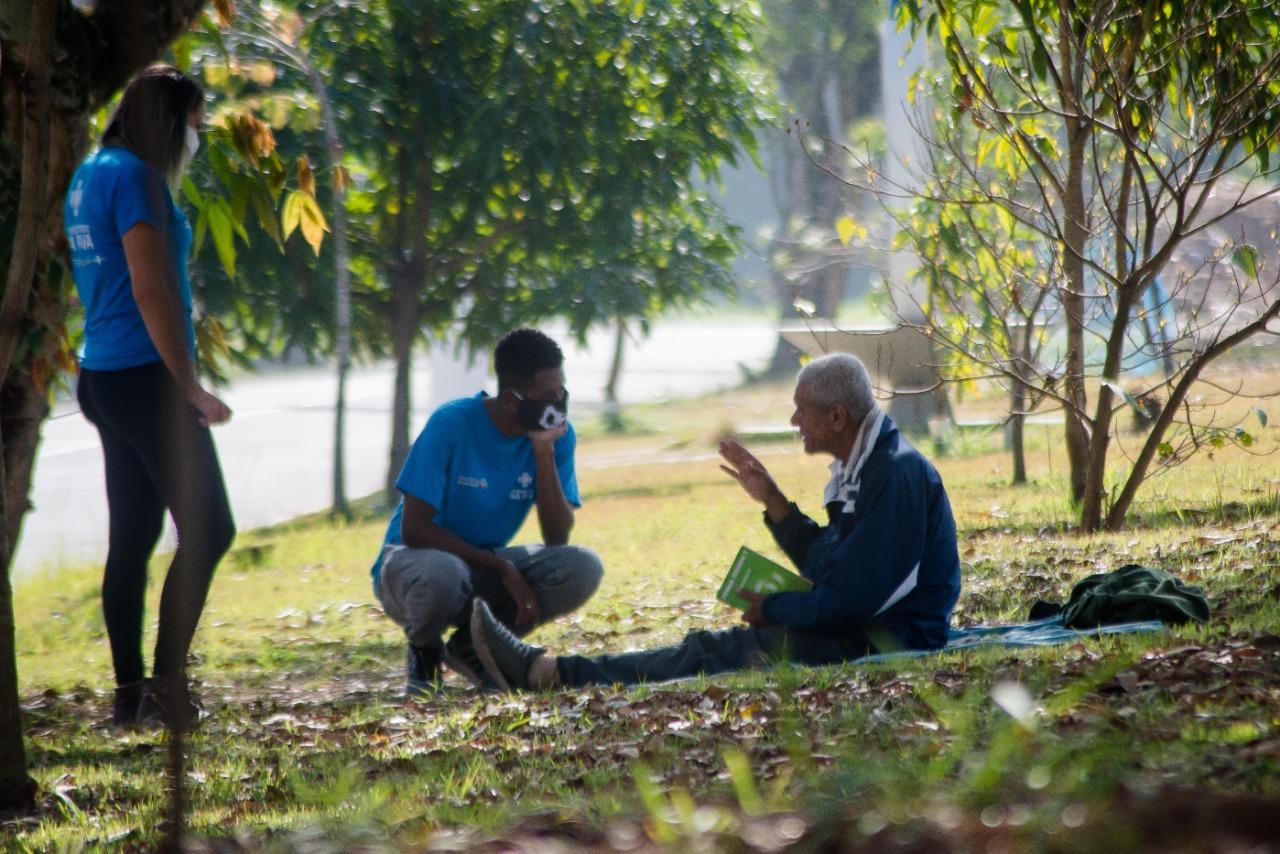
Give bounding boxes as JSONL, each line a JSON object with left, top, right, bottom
{"left": 763, "top": 489, "right": 790, "bottom": 523}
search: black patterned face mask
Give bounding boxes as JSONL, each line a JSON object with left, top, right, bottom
{"left": 513, "top": 389, "right": 568, "bottom": 432}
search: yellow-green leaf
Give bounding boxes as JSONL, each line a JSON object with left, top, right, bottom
{"left": 1233, "top": 244, "right": 1259, "bottom": 279}
{"left": 836, "top": 215, "right": 856, "bottom": 245}
{"left": 299, "top": 193, "right": 329, "bottom": 256}
{"left": 282, "top": 191, "right": 304, "bottom": 242}
{"left": 207, "top": 202, "right": 237, "bottom": 278}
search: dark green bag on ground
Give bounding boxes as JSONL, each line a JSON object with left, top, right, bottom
{"left": 1061, "top": 564, "right": 1209, "bottom": 628}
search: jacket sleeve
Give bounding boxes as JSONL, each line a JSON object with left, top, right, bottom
{"left": 761, "top": 467, "right": 927, "bottom": 635}
{"left": 763, "top": 503, "right": 823, "bottom": 573}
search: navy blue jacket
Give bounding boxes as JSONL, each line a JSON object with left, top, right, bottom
{"left": 760, "top": 415, "right": 960, "bottom": 651}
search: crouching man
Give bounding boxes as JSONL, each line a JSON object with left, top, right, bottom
{"left": 372, "top": 328, "right": 604, "bottom": 694}
{"left": 469, "top": 353, "right": 960, "bottom": 690}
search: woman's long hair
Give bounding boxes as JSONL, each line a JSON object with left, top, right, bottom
{"left": 101, "top": 65, "right": 203, "bottom": 184}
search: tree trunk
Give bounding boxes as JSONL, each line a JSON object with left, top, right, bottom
{"left": 1009, "top": 383, "right": 1027, "bottom": 486}
{"left": 1079, "top": 151, "right": 1139, "bottom": 530}
{"left": 1007, "top": 310, "right": 1044, "bottom": 487}
{"left": 764, "top": 65, "right": 850, "bottom": 379}
{"left": 1060, "top": 130, "right": 1090, "bottom": 511}
{"left": 603, "top": 318, "right": 626, "bottom": 432}
{"left": 0, "top": 378, "right": 45, "bottom": 813}
{"left": 1079, "top": 278, "right": 1140, "bottom": 530}
{"left": 383, "top": 131, "right": 433, "bottom": 504}
{"left": 0, "top": 0, "right": 211, "bottom": 815}
{"left": 385, "top": 278, "right": 415, "bottom": 504}
{"left": 1048, "top": 9, "right": 1092, "bottom": 515}
{"left": 0, "top": 0, "right": 56, "bottom": 812}
{"left": 307, "top": 62, "right": 352, "bottom": 518}
{"left": 333, "top": 355, "right": 349, "bottom": 512}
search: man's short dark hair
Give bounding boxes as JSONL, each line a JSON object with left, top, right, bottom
{"left": 494, "top": 328, "right": 564, "bottom": 391}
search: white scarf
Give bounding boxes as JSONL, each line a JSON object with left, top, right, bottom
{"left": 823, "top": 407, "right": 885, "bottom": 515}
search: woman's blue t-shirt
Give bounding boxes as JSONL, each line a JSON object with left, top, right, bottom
{"left": 371, "top": 394, "right": 582, "bottom": 585}
{"left": 64, "top": 147, "right": 194, "bottom": 370}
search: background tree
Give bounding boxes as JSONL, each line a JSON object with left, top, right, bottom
{"left": 190, "top": 4, "right": 364, "bottom": 515}
{"left": 756, "top": 0, "right": 884, "bottom": 377}
{"left": 293, "top": 0, "right": 769, "bottom": 501}
{"left": 883, "top": 0, "right": 1280, "bottom": 530}
{"left": 0, "top": 0, "right": 328, "bottom": 812}
{"left": 899, "top": 157, "right": 1054, "bottom": 485}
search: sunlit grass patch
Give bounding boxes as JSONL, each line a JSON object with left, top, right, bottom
{"left": 9, "top": 370, "right": 1280, "bottom": 849}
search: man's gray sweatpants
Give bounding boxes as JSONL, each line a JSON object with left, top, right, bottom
{"left": 376, "top": 543, "right": 604, "bottom": 650}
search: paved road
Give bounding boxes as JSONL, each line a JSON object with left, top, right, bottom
{"left": 17, "top": 319, "right": 776, "bottom": 576}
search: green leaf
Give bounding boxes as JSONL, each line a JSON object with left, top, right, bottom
{"left": 192, "top": 208, "right": 208, "bottom": 256}
{"left": 180, "top": 176, "right": 204, "bottom": 209}
{"left": 1031, "top": 43, "right": 1048, "bottom": 81}
{"left": 250, "top": 184, "right": 284, "bottom": 249}
{"left": 1233, "top": 244, "right": 1259, "bottom": 279}
{"left": 281, "top": 191, "right": 304, "bottom": 243}
{"left": 207, "top": 202, "right": 237, "bottom": 279}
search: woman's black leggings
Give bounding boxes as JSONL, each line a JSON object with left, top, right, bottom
{"left": 78, "top": 361, "right": 236, "bottom": 686}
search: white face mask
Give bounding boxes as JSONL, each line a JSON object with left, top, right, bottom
{"left": 181, "top": 125, "right": 200, "bottom": 166}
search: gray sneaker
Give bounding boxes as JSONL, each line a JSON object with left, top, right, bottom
{"left": 470, "top": 598, "right": 545, "bottom": 691}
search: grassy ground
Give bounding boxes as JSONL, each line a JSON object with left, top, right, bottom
{"left": 7, "top": 369, "right": 1280, "bottom": 851}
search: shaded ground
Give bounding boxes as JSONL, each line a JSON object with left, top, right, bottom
{"left": 9, "top": 379, "right": 1280, "bottom": 851}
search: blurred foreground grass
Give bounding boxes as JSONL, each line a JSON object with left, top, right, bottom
{"left": 9, "top": 370, "right": 1280, "bottom": 851}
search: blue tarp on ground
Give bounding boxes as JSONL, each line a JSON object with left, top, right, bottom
{"left": 860, "top": 615, "right": 1167, "bottom": 664}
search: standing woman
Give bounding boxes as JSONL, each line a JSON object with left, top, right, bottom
{"left": 64, "top": 66, "right": 236, "bottom": 728}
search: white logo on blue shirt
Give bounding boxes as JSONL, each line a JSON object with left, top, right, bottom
{"left": 69, "top": 181, "right": 85, "bottom": 217}
{"left": 518, "top": 472, "right": 532, "bottom": 488}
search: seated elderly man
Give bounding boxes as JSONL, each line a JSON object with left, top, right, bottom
{"left": 469, "top": 353, "right": 961, "bottom": 691}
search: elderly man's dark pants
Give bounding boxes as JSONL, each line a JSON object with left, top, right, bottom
{"left": 555, "top": 625, "right": 874, "bottom": 687}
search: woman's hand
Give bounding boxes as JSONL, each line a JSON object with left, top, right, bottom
{"left": 189, "top": 386, "right": 232, "bottom": 427}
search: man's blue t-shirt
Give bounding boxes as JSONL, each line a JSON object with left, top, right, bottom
{"left": 64, "top": 147, "right": 194, "bottom": 370}
{"left": 371, "top": 393, "right": 582, "bottom": 584}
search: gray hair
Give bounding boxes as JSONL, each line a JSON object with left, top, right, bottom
{"left": 796, "top": 353, "right": 877, "bottom": 423}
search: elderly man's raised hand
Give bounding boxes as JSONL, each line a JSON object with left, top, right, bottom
{"left": 719, "top": 438, "right": 789, "bottom": 520}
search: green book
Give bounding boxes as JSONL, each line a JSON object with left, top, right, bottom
{"left": 717, "top": 546, "right": 812, "bottom": 611}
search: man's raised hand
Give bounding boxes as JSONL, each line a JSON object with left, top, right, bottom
{"left": 718, "top": 439, "right": 775, "bottom": 501}
{"left": 719, "top": 438, "right": 790, "bottom": 521}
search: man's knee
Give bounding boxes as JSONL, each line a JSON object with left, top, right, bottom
{"left": 378, "top": 550, "right": 472, "bottom": 642}
{"left": 543, "top": 545, "right": 604, "bottom": 608}
{"left": 563, "top": 546, "right": 605, "bottom": 597}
